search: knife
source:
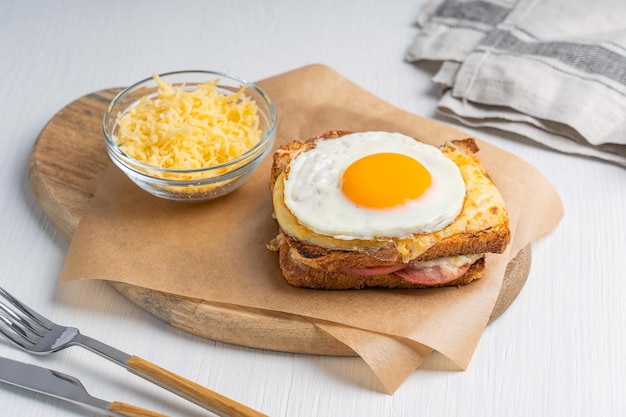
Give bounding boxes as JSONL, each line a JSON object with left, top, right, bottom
{"left": 0, "top": 356, "right": 169, "bottom": 417}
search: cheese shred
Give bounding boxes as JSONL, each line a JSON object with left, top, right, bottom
{"left": 116, "top": 74, "right": 262, "bottom": 179}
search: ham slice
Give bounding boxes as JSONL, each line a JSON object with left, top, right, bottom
{"left": 343, "top": 254, "right": 480, "bottom": 285}
{"left": 393, "top": 263, "right": 471, "bottom": 285}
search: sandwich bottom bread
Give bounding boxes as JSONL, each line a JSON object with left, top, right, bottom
{"left": 268, "top": 130, "right": 510, "bottom": 289}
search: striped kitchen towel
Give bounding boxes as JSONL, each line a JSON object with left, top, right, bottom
{"left": 406, "top": 0, "right": 626, "bottom": 167}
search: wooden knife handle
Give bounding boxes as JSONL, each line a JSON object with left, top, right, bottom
{"left": 125, "top": 356, "right": 267, "bottom": 417}
{"left": 108, "top": 401, "right": 170, "bottom": 417}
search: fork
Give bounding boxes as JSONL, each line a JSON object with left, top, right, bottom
{"left": 0, "top": 286, "right": 267, "bottom": 417}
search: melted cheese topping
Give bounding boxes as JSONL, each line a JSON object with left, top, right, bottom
{"left": 273, "top": 143, "right": 508, "bottom": 261}
{"left": 116, "top": 74, "right": 261, "bottom": 179}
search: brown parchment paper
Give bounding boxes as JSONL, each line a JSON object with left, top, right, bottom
{"left": 60, "top": 64, "right": 563, "bottom": 394}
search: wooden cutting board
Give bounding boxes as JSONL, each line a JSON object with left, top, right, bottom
{"left": 29, "top": 88, "right": 531, "bottom": 356}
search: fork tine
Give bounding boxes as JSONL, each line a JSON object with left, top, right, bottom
{"left": 0, "top": 301, "right": 45, "bottom": 337}
{"left": 0, "top": 313, "right": 38, "bottom": 346}
{"left": 0, "top": 287, "right": 53, "bottom": 329}
{"left": 0, "top": 286, "right": 53, "bottom": 349}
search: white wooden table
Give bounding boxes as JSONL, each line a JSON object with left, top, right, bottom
{"left": 1, "top": 1, "right": 624, "bottom": 416}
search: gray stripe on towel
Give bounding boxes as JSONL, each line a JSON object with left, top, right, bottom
{"left": 480, "top": 29, "right": 626, "bottom": 86}
{"left": 433, "top": 0, "right": 511, "bottom": 26}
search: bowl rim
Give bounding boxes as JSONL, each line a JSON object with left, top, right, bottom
{"left": 102, "top": 70, "right": 278, "bottom": 180}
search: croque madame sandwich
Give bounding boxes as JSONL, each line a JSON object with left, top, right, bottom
{"left": 268, "top": 130, "right": 510, "bottom": 289}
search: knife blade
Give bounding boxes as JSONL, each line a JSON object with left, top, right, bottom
{"left": 0, "top": 356, "right": 169, "bottom": 417}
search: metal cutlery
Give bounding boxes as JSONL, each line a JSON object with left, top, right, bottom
{"left": 0, "top": 286, "right": 267, "bottom": 417}
{"left": 0, "top": 355, "right": 169, "bottom": 417}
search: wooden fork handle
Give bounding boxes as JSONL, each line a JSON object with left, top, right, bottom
{"left": 125, "top": 356, "right": 268, "bottom": 417}
{"left": 108, "top": 401, "right": 170, "bottom": 417}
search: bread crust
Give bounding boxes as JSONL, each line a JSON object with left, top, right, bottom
{"left": 269, "top": 130, "right": 510, "bottom": 289}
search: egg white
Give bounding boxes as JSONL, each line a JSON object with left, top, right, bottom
{"left": 282, "top": 132, "right": 466, "bottom": 239}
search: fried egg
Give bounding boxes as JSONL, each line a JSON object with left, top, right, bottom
{"left": 282, "top": 131, "right": 466, "bottom": 239}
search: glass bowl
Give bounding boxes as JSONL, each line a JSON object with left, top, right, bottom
{"left": 102, "top": 70, "right": 277, "bottom": 202}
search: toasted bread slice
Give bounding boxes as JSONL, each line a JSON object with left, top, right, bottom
{"left": 277, "top": 237, "right": 486, "bottom": 289}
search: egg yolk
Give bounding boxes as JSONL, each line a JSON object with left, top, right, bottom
{"left": 341, "top": 153, "right": 431, "bottom": 209}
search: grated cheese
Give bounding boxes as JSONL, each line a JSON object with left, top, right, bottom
{"left": 115, "top": 74, "right": 262, "bottom": 179}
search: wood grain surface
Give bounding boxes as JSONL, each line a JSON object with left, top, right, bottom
{"left": 28, "top": 89, "right": 531, "bottom": 356}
